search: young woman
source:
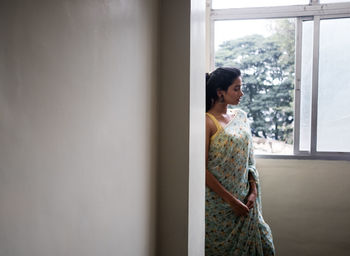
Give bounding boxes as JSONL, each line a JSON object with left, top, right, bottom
{"left": 205, "top": 67, "right": 275, "bottom": 255}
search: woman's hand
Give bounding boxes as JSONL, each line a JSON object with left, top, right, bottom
{"left": 229, "top": 197, "right": 250, "bottom": 217}
{"left": 246, "top": 176, "right": 257, "bottom": 209}
{"left": 245, "top": 191, "right": 257, "bottom": 209}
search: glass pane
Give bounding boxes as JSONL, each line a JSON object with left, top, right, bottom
{"left": 320, "top": 0, "right": 350, "bottom": 3}
{"left": 299, "top": 21, "right": 313, "bottom": 151}
{"left": 215, "top": 19, "right": 295, "bottom": 155}
{"left": 212, "top": 0, "right": 309, "bottom": 9}
{"left": 317, "top": 18, "right": 350, "bottom": 152}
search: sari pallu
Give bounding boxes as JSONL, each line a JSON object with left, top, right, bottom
{"left": 205, "top": 109, "right": 275, "bottom": 256}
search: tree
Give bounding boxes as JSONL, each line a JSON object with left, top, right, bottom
{"left": 215, "top": 20, "right": 295, "bottom": 143}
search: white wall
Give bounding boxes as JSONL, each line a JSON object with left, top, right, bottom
{"left": 258, "top": 159, "right": 350, "bottom": 256}
{"left": 157, "top": 0, "right": 206, "bottom": 255}
{"left": 189, "top": 0, "right": 206, "bottom": 255}
{"left": 0, "top": 1, "right": 158, "bottom": 256}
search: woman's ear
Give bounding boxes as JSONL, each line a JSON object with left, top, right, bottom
{"left": 216, "top": 89, "right": 223, "bottom": 98}
{"left": 217, "top": 89, "right": 227, "bottom": 98}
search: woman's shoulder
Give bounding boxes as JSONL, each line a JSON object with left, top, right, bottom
{"left": 205, "top": 113, "right": 217, "bottom": 129}
{"left": 205, "top": 113, "right": 218, "bottom": 139}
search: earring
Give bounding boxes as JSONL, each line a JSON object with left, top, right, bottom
{"left": 219, "top": 95, "right": 225, "bottom": 103}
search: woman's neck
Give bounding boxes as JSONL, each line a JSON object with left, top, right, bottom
{"left": 209, "top": 102, "right": 228, "bottom": 115}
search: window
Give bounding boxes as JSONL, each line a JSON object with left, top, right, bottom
{"left": 208, "top": 0, "right": 350, "bottom": 159}
{"left": 299, "top": 20, "right": 313, "bottom": 152}
{"left": 317, "top": 18, "right": 350, "bottom": 152}
{"left": 212, "top": 0, "right": 309, "bottom": 9}
{"left": 215, "top": 19, "right": 295, "bottom": 155}
{"left": 320, "top": 0, "right": 350, "bottom": 3}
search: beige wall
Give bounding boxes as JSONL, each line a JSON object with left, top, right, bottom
{"left": 258, "top": 159, "right": 350, "bottom": 256}
{"left": 0, "top": 1, "right": 158, "bottom": 255}
{"left": 4, "top": 1, "right": 347, "bottom": 256}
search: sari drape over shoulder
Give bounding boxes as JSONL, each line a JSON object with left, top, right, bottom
{"left": 205, "top": 109, "right": 275, "bottom": 256}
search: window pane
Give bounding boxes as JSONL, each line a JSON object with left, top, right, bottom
{"left": 317, "top": 18, "right": 350, "bottom": 152}
{"left": 212, "top": 0, "right": 309, "bottom": 9}
{"left": 215, "top": 19, "right": 295, "bottom": 155}
{"left": 299, "top": 21, "right": 313, "bottom": 151}
{"left": 320, "top": 0, "right": 350, "bottom": 3}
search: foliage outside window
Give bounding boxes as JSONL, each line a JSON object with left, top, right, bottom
{"left": 215, "top": 19, "right": 295, "bottom": 154}
{"left": 209, "top": 0, "right": 350, "bottom": 159}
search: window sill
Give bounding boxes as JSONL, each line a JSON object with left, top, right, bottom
{"left": 256, "top": 154, "right": 350, "bottom": 161}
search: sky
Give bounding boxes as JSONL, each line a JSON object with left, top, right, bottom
{"left": 212, "top": 0, "right": 305, "bottom": 50}
{"left": 213, "top": 0, "right": 350, "bottom": 50}
{"left": 214, "top": 19, "right": 274, "bottom": 50}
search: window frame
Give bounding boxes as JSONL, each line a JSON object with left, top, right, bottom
{"left": 208, "top": 0, "right": 350, "bottom": 160}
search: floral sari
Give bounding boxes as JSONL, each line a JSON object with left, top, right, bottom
{"left": 205, "top": 109, "right": 275, "bottom": 256}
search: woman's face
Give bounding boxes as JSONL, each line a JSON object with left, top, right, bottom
{"left": 219, "top": 77, "right": 244, "bottom": 105}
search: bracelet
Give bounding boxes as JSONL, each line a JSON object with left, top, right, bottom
{"left": 248, "top": 179, "right": 256, "bottom": 183}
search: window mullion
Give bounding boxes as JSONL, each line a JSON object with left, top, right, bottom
{"left": 210, "top": 19, "right": 215, "bottom": 71}
{"left": 206, "top": 0, "right": 212, "bottom": 72}
{"left": 310, "top": 16, "right": 320, "bottom": 154}
{"left": 294, "top": 18, "right": 303, "bottom": 155}
{"left": 211, "top": 3, "right": 350, "bottom": 20}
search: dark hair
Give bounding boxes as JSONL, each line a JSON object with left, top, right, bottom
{"left": 206, "top": 67, "right": 241, "bottom": 112}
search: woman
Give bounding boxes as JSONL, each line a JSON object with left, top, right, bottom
{"left": 205, "top": 67, "right": 275, "bottom": 255}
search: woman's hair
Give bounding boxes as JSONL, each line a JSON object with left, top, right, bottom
{"left": 206, "top": 67, "right": 241, "bottom": 112}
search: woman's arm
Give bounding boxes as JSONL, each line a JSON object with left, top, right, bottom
{"left": 248, "top": 172, "right": 257, "bottom": 194}
{"left": 206, "top": 116, "right": 249, "bottom": 216}
{"left": 206, "top": 169, "right": 237, "bottom": 205}
{"left": 246, "top": 172, "right": 257, "bottom": 209}
{"left": 246, "top": 141, "right": 258, "bottom": 209}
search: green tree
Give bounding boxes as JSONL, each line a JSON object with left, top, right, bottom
{"left": 215, "top": 20, "right": 295, "bottom": 143}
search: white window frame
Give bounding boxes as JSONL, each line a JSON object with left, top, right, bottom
{"left": 208, "top": 0, "right": 350, "bottom": 160}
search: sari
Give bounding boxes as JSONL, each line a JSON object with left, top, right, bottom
{"left": 205, "top": 109, "right": 275, "bottom": 256}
